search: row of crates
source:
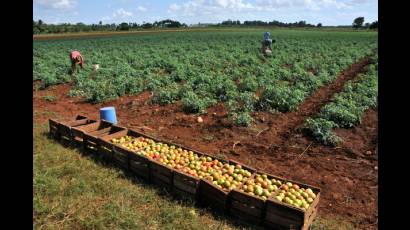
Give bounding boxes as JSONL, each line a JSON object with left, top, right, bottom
{"left": 49, "top": 115, "right": 320, "bottom": 230}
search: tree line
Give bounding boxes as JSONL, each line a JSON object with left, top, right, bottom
{"left": 33, "top": 17, "right": 378, "bottom": 34}
{"left": 219, "top": 19, "right": 318, "bottom": 27}
{"left": 219, "top": 17, "right": 377, "bottom": 29}
{"left": 33, "top": 19, "right": 188, "bottom": 34}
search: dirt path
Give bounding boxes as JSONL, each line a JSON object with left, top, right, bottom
{"left": 33, "top": 58, "right": 378, "bottom": 229}
{"left": 253, "top": 58, "right": 371, "bottom": 151}
{"left": 33, "top": 28, "right": 267, "bottom": 41}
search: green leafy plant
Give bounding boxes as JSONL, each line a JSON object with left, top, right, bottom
{"left": 305, "top": 118, "right": 341, "bottom": 146}
{"left": 151, "top": 83, "right": 181, "bottom": 105}
{"left": 181, "top": 91, "right": 216, "bottom": 114}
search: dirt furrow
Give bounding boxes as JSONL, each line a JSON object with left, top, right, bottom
{"left": 256, "top": 57, "right": 372, "bottom": 149}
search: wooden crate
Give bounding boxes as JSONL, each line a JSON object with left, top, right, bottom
{"left": 226, "top": 159, "right": 257, "bottom": 209}
{"left": 149, "top": 159, "right": 174, "bottom": 191}
{"left": 172, "top": 170, "right": 200, "bottom": 200}
{"left": 128, "top": 149, "right": 151, "bottom": 181}
{"left": 199, "top": 177, "right": 230, "bottom": 212}
{"left": 49, "top": 115, "right": 88, "bottom": 140}
{"left": 48, "top": 119, "right": 62, "bottom": 140}
{"left": 71, "top": 120, "right": 113, "bottom": 147}
{"left": 229, "top": 171, "right": 287, "bottom": 225}
{"left": 264, "top": 180, "right": 321, "bottom": 230}
{"left": 57, "top": 116, "right": 97, "bottom": 146}
{"left": 172, "top": 151, "right": 214, "bottom": 200}
{"left": 82, "top": 124, "right": 126, "bottom": 156}
{"left": 198, "top": 158, "right": 256, "bottom": 213}
{"left": 197, "top": 155, "right": 229, "bottom": 211}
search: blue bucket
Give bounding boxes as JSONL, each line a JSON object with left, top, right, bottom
{"left": 100, "top": 107, "right": 117, "bottom": 124}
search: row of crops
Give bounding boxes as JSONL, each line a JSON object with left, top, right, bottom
{"left": 305, "top": 55, "right": 378, "bottom": 145}
{"left": 34, "top": 30, "right": 377, "bottom": 128}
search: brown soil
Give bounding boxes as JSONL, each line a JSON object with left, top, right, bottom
{"left": 33, "top": 58, "right": 378, "bottom": 229}
{"left": 33, "top": 28, "right": 268, "bottom": 41}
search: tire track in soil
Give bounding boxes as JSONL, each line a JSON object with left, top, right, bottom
{"left": 255, "top": 57, "right": 372, "bottom": 151}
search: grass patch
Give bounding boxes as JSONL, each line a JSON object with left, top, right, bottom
{"left": 33, "top": 110, "right": 57, "bottom": 118}
{"left": 201, "top": 134, "right": 215, "bottom": 142}
{"left": 311, "top": 216, "right": 356, "bottom": 230}
{"left": 42, "top": 95, "right": 58, "bottom": 102}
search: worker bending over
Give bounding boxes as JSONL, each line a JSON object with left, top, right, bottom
{"left": 69, "top": 50, "right": 84, "bottom": 76}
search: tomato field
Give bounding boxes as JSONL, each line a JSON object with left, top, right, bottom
{"left": 33, "top": 28, "right": 378, "bottom": 229}
{"left": 34, "top": 30, "right": 377, "bottom": 126}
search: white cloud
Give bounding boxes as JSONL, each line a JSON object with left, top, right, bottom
{"left": 168, "top": 0, "right": 256, "bottom": 16}
{"left": 100, "top": 8, "right": 134, "bottom": 23}
{"left": 255, "top": 0, "right": 350, "bottom": 10}
{"left": 169, "top": 3, "right": 182, "bottom": 12}
{"left": 137, "top": 6, "right": 147, "bottom": 12}
{"left": 320, "top": 0, "right": 350, "bottom": 9}
{"left": 255, "top": 0, "right": 292, "bottom": 9}
{"left": 100, "top": 16, "right": 111, "bottom": 22}
{"left": 113, "top": 8, "right": 133, "bottom": 18}
{"left": 34, "top": 0, "right": 77, "bottom": 10}
{"left": 349, "top": 0, "right": 375, "bottom": 4}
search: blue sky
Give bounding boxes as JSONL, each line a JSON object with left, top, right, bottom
{"left": 33, "top": 0, "right": 378, "bottom": 26}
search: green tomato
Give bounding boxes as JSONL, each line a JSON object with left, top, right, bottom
{"left": 302, "top": 192, "right": 309, "bottom": 199}
{"left": 255, "top": 186, "right": 263, "bottom": 196}
{"left": 217, "top": 179, "right": 225, "bottom": 185}
{"left": 285, "top": 197, "right": 293, "bottom": 205}
{"left": 224, "top": 181, "right": 231, "bottom": 188}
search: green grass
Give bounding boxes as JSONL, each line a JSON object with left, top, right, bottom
{"left": 42, "top": 95, "right": 57, "bottom": 102}
{"left": 34, "top": 123, "right": 356, "bottom": 229}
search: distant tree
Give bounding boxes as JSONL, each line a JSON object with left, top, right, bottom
{"left": 365, "top": 22, "right": 370, "bottom": 28}
{"left": 352, "top": 17, "right": 365, "bottom": 28}
{"left": 38, "top": 19, "right": 43, "bottom": 26}
{"left": 33, "top": 27, "right": 40, "bottom": 34}
{"left": 117, "top": 22, "right": 130, "bottom": 31}
{"left": 221, "top": 19, "right": 233, "bottom": 25}
{"left": 99, "top": 21, "right": 102, "bottom": 26}
{"left": 369, "top": 20, "right": 378, "bottom": 29}
{"left": 142, "top": 22, "right": 153, "bottom": 29}
{"left": 317, "top": 23, "right": 322, "bottom": 27}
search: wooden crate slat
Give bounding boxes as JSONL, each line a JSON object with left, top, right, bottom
{"left": 173, "top": 178, "right": 197, "bottom": 194}
{"left": 230, "top": 190, "right": 265, "bottom": 209}
{"left": 173, "top": 187, "right": 196, "bottom": 200}
{"left": 231, "top": 200, "right": 263, "bottom": 217}
{"left": 230, "top": 207, "right": 262, "bottom": 224}
{"left": 264, "top": 214, "right": 302, "bottom": 229}
{"left": 151, "top": 173, "right": 173, "bottom": 187}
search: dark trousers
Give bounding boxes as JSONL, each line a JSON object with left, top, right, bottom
{"left": 71, "top": 61, "right": 78, "bottom": 75}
